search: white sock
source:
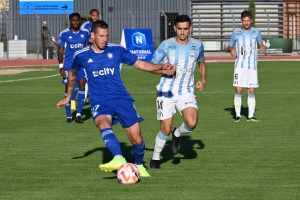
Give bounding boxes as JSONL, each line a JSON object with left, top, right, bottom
{"left": 234, "top": 93, "right": 242, "bottom": 117}
{"left": 247, "top": 94, "right": 256, "bottom": 118}
{"left": 174, "top": 122, "right": 192, "bottom": 137}
{"left": 85, "top": 83, "right": 88, "bottom": 99}
{"left": 152, "top": 131, "right": 168, "bottom": 160}
{"left": 76, "top": 113, "right": 81, "bottom": 117}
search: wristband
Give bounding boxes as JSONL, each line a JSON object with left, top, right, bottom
{"left": 59, "top": 63, "right": 63, "bottom": 69}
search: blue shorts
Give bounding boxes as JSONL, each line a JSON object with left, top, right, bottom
{"left": 91, "top": 99, "right": 144, "bottom": 128}
{"left": 61, "top": 67, "right": 86, "bottom": 84}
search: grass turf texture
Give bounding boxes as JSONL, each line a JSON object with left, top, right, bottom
{"left": 0, "top": 62, "right": 299, "bottom": 199}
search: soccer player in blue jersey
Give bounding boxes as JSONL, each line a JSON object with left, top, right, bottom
{"left": 227, "top": 10, "right": 266, "bottom": 122}
{"left": 80, "top": 9, "right": 99, "bottom": 103}
{"left": 149, "top": 15, "right": 207, "bottom": 169}
{"left": 56, "top": 20, "right": 173, "bottom": 177}
{"left": 58, "top": 13, "right": 90, "bottom": 123}
{"left": 81, "top": 9, "right": 99, "bottom": 41}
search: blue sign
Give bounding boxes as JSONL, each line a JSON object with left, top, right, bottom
{"left": 20, "top": 0, "right": 74, "bottom": 15}
{"left": 121, "top": 29, "right": 154, "bottom": 62}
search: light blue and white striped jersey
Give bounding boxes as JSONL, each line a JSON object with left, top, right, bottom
{"left": 229, "top": 28, "right": 263, "bottom": 70}
{"left": 151, "top": 37, "right": 204, "bottom": 97}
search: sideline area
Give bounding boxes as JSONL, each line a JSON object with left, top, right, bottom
{"left": 0, "top": 52, "right": 299, "bottom": 70}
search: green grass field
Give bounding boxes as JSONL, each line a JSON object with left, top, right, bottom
{"left": 0, "top": 62, "right": 299, "bottom": 200}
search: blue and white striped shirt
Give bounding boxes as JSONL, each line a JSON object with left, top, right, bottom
{"left": 151, "top": 37, "right": 204, "bottom": 97}
{"left": 229, "top": 28, "right": 263, "bottom": 70}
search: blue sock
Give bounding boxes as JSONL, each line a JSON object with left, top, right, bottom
{"left": 71, "top": 83, "right": 78, "bottom": 101}
{"left": 64, "top": 93, "right": 71, "bottom": 118}
{"left": 132, "top": 139, "right": 145, "bottom": 165}
{"left": 100, "top": 128, "right": 122, "bottom": 156}
{"left": 77, "top": 90, "right": 85, "bottom": 114}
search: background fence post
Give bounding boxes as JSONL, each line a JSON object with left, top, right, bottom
{"left": 161, "top": 10, "right": 167, "bottom": 40}
{"left": 128, "top": 10, "right": 135, "bottom": 28}
{"left": 31, "top": 9, "right": 40, "bottom": 60}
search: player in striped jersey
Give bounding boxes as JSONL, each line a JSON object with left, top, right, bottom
{"left": 227, "top": 10, "right": 266, "bottom": 122}
{"left": 58, "top": 13, "right": 90, "bottom": 123}
{"left": 150, "top": 15, "right": 207, "bottom": 169}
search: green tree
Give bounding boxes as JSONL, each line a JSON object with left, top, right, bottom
{"left": 249, "top": 0, "right": 256, "bottom": 27}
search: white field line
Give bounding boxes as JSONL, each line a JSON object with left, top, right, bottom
{"left": 0, "top": 74, "right": 60, "bottom": 83}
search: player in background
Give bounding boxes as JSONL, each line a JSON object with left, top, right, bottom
{"left": 227, "top": 10, "right": 266, "bottom": 122}
{"left": 70, "top": 17, "right": 89, "bottom": 110}
{"left": 149, "top": 15, "right": 207, "bottom": 169}
{"left": 56, "top": 20, "right": 174, "bottom": 177}
{"left": 80, "top": 17, "right": 87, "bottom": 24}
{"left": 81, "top": 9, "right": 100, "bottom": 103}
{"left": 81, "top": 9, "right": 99, "bottom": 42}
{"left": 57, "top": 13, "right": 90, "bottom": 123}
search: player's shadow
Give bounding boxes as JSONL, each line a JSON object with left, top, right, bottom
{"left": 72, "top": 142, "right": 135, "bottom": 163}
{"left": 72, "top": 137, "right": 205, "bottom": 178}
{"left": 72, "top": 106, "right": 92, "bottom": 122}
{"left": 72, "top": 142, "right": 140, "bottom": 179}
{"left": 224, "top": 105, "right": 253, "bottom": 119}
{"left": 157, "top": 135, "right": 205, "bottom": 166}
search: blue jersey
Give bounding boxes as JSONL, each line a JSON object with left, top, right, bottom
{"left": 152, "top": 37, "right": 204, "bottom": 97}
{"left": 80, "top": 20, "right": 92, "bottom": 33}
{"left": 229, "top": 28, "right": 263, "bottom": 70}
{"left": 71, "top": 43, "right": 138, "bottom": 103}
{"left": 58, "top": 27, "right": 90, "bottom": 60}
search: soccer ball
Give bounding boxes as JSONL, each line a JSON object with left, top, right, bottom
{"left": 117, "top": 163, "right": 140, "bottom": 184}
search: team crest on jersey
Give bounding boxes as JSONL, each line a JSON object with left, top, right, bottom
{"left": 168, "top": 45, "right": 176, "bottom": 57}
{"left": 189, "top": 46, "right": 196, "bottom": 58}
{"left": 107, "top": 53, "right": 114, "bottom": 59}
{"left": 80, "top": 34, "right": 85, "bottom": 38}
{"left": 252, "top": 33, "right": 256, "bottom": 39}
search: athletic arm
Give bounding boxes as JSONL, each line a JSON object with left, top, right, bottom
{"left": 227, "top": 45, "right": 237, "bottom": 57}
{"left": 56, "top": 68, "right": 77, "bottom": 108}
{"left": 133, "top": 59, "right": 172, "bottom": 72}
{"left": 149, "top": 66, "right": 176, "bottom": 76}
{"left": 58, "top": 46, "right": 65, "bottom": 76}
{"left": 258, "top": 41, "right": 266, "bottom": 52}
{"left": 196, "top": 61, "right": 207, "bottom": 91}
{"left": 227, "top": 32, "right": 237, "bottom": 56}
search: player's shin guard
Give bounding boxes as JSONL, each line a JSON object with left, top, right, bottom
{"left": 100, "top": 128, "right": 123, "bottom": 156}
{"left": 174, "top": 122, "right": 193, "bottom": 137}
{"left": 152, "top": 131, "right": 168, "bottom": 160}
{"left": 234, "top": 93, "right": 242, "bottom": 117}
{"left": 76, "top": 90, "right": 85, "bottom": 114}
{"left": 64, "top": 93, "right": 71, "bottom": 118}
{"left": 132, "top": 139, "right": 145, "bottom": 165}
{"left": 247, "top": 94, "right": 256, "bottom": 118}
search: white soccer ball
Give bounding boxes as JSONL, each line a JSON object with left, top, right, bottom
{"left": 117, "top": 163, "right": 140, "bottom": 184}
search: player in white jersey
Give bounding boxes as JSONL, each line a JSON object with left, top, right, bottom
{"left": 150, "top": 15, "right": 207, "bottom": 169}
{"left": 227, "top": 10, "right": 266, "bottom": 122}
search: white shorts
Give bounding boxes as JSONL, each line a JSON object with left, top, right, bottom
{"left": 233, "top": 67, "right": 259, "bottom": 88}
{"left": 156, "top": 93, "right": 198, "bottom": 120}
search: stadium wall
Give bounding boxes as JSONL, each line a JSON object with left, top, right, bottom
{"left": 5, "top": 0, "right": 190, "bottom": 54}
